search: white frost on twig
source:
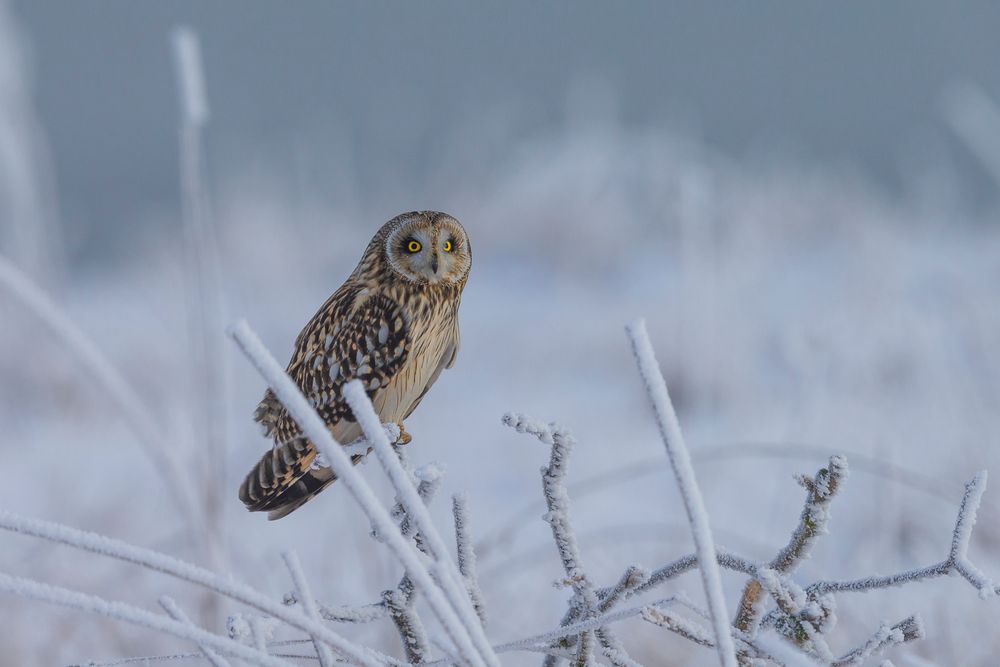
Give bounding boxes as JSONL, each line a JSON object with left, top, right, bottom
{"left": 0, "top": 509, "right": 387, "bottom": 666}
{"left": 159, "top": 595, "right": 231, "bottom": 667}
{"left": 310, "top": 424, "right": 400, "bottom": 470}
{"left": 752, "top": 632, "right": 821, "bottom": 667}
{"left": 641, "top": 606, "right": 714, "bottom": 647}
{"left": 806, "top": 471, "right": 998, "bottom": 600}
{"left": 170, "top": 26, "right": 209, "bottom": 126}
{"left": 282, "top": 551, "right": 334, "bottom": 667}
{"left": 342, "top": 379, "right": 498, "bottom": 666}
{"left": 0, "top": 572, "right": 293, "bottom": 667}
{"left": 625, "top": 318, "right": 739, "bottom": 667}
{"left": 0, "top": 255, "right": 200, "bottom": 528}
{"left": 453, "top": 493, "right": 488, "bottom": 626}
{"left": 502, "top": 412, "right": 639, "bottom": 667}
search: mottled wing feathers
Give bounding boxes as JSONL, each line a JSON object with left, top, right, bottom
{"left": 240, "top": 290, "right": 409, "bottom": 517}
{"left": 288, "top": 290, "right": 409, "bottom": 429}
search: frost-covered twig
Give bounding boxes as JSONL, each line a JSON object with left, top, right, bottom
{"left": 751, "top": 633, "right": 822, "bottom": 667}
{"left": 600, "top": 551, "right": 757, "bottom": 602}
{"left": 398, "top": 461, "right": 445, "bottom": 546}
{"left": 230, "top": 320, "right": 490, "bottom": 667}
{"left": 598, "top": 566, "right": 649, "bottom": 613}
{"left": 832, "top": 616, "right": 923, "bottom": 667}
{"left": 282, "top": 551, "right": 334, "bottom": 667}
{"left": 735, "top": 456, "right": 848, "bottom": 644}
{"left": 0, "top": 254, "right": 199, "bottom": 527}
{"left": 0, "top": 509, "right": 388, "bottom": 666}
{"left": 170, "top": 26, "right": 229, "bottom": 588}
{"left": 248, "top": 616, "right": 270, "bottom": 655}
{"left": 158, "top": 595, "right": 231, "bottom": 667}
{"left": 453, "top": 493, "right": 488, "bottom": 626}
{"left": 949, "top": 471, "right": 995, "bottom": 599}
{"left": 806, "top": 471, "right": 998, "bottom": 599}
{"left": 0, "top": 572, "right": 294, "bottom": 667}
{"left": 502, "top": 413, "right": 638, "bottom": 667}
{"left": 757, "top": 569, "right": 834, "bottom": 662}
{"left": 285, "top": 594, "right": 387, "bottom": 624}
{"left": 385, "top": 587, "right": 431, "bottom": 664}
{"left": 641, "top": 606, "right": 714, "bottom": 647}
{"left": 625, "top": 318, "right": 738, "bottom": 667}
{"left": 342, "top": 379, "right": 498, "bottom": 667}
{"left": 485, "top": 597, "right": 679, "bottom": 657}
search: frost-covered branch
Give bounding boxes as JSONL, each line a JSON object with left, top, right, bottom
{"left": 158, "top": 595, "right": 231, "bottom": 667}
{"left": 625, "top": 318, "right": 738, "bottom": 667}
{"left": 832, "top": 616, "right": 923, "bottom": 667}
{"left": 0, "top": 509, "right": 388, "bottom": 666}
{"left": 342, "top": 380, "right": 497, "bottom": 666}
{"left": 502, "top": 413, "right": 639, "bottom": 667}
{"left": 282, "top": 551, "right": 334, "bottom": 667}
{"left": 0, "top": 572, "right": 294, "bottom": 667}
{"left": 599, "top": 566, "right": 649, "bottom": 613}
{"left": 734, "top": 456, "right": 848, "bottom": 654}
{"left": 0, "top": 254, "right": 200, "bottom": 528}
{"left": 641, "top": 606, "right": 714, "bottom": 647}
{"left": 385, "top": 587, "right": 431, "bottom": 664}
{"left": 453, "top": 493, "right": 488, "bottom": 626}
{"left": 806, "top": 471, "right": 997, "bottom": 600}
{"left": 230, "top": 320, "right": 493, "bottom": 667}
{"left": 170, "top": 26, "right": 229, "bottom": 597}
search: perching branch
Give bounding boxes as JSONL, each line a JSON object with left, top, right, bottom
{"left": 342, "top": 379, "right": 497, "bottom": 666}
{"left": 230, "top": 320, "right": 493, "bottom": 667}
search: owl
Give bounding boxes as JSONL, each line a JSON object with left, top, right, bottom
{"left": 239, "top": 211, "right": 472, "bottom": 520}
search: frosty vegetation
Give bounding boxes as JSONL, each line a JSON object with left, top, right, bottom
{"left": 3, "top": 20, "right": 1000, "bottom": 667}
{"left": 0, "top": 314, "right": 996, "bottom": 666}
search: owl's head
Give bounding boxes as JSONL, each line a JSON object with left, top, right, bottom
{"left": 381, "top": 211, "right": 471, "bottom": 285}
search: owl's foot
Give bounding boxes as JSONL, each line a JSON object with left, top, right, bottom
{"left": 395, "top": 422, "right": 412, "bottom": 445}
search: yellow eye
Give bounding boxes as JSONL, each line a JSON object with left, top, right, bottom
{"left": 443, "top": 240, "right": 453, "bottom": 253}
{"left": 406, "top": 240, "right": 421, "bottom": 253}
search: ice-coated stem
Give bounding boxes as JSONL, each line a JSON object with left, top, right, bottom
{"left": 0, "top": 572, "right": 293, "bottom": 667}
{"left": 501, "top": 413, "right": 639, "bottom": 667}
{"left": 453, "top": 493, "right": 488, "bottom": 626}
{"left": 282, "top": 551, "right": 334, "bottom": 667}
{"left": 734, "top": 456, "right": 849, "bottom": 646}
{"left": 0, "top": 509, "right": 388, "bottom": 666}
{"left": 0, "top": 254, "right": 200, "bottom": 528}
{"left": 625, "top": 318, "right": 738, "bottom": 667}
{"left": 158, "top": 595, "right": 231, "bottom": 667}
{"left": 342, "top": 379, "right": 498, "bottom": 666}
{"left": 384, "top": 587, "right": 430, "bottom": 664}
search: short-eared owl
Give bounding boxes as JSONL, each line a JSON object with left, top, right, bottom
{"left": 240, "top": 211, "right": 471, "bottom": 519}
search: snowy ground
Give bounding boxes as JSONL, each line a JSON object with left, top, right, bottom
{"left": 2, "top": 117, "right": 999, "bottom": 665}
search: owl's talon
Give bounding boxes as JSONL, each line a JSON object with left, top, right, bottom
{"left": 395, "top": 423, "right": 412, "bottom": 445}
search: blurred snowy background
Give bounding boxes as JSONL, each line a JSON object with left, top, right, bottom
{"left": 1, "top": 2, "right": 999, "bottom": 665}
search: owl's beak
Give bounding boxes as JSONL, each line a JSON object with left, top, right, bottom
{"left": 430, "top": 256, "right": 439, "bottom": 274}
